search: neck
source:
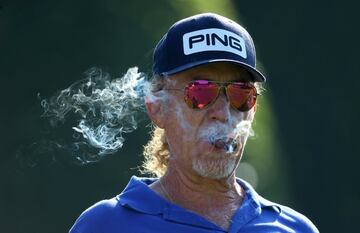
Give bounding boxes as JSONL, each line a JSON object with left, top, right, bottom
{"left": 150, "top": 163, "right": 244, "bottom": 230}
{"left": 162, "top": 164, "right": 242, "bottom": 204}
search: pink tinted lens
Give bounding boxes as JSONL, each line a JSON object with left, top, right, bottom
{"left": 227, "top": 83, "right": 257, "bottom": 111}
{"left": 184, "top": 80, "right": 218, "bottom": 109}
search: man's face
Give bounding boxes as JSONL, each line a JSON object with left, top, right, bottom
{"left": 161, "top": 62, "right": 256, "bottom": 180}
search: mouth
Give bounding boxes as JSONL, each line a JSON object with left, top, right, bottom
{"left": 209, "top": 136, "right": 238, "bottom": 153}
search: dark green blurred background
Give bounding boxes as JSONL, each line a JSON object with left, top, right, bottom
{"left": 0, "top": 0, "right": 358, "bottom": 232}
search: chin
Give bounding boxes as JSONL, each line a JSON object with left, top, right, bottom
{"left": 192, "top": 156, "right": 237, "bottom": 179}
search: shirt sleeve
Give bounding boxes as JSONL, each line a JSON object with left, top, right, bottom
{"left": 69, "top": 199, "right": 118, "bottom": 233}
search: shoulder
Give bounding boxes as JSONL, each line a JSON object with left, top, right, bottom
{"left": 256, "top": 195, "right": 319, "bottom": 232}
{"left": 276, "top": 203, "right": 319, "bottom": 233}
{"left": 69, "top": 198, "right": 121, "bottom": 233}
{"left": 237, "top": 178, "right": 319, "bottom": 233}
{"left": 81, "top": 198, "right": 120, "bottom": 218}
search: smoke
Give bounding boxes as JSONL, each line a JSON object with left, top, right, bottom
{"left": 19, "top": 66, "right": 256, "bottom": 167}
{"left": 199, "top": 120, "right": 254, "bottom": 154}
{"left": 38, "top": 67, "right": 149, "bottom": 164}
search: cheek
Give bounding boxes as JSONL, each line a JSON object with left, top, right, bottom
{"left": 163, "top": 98, "right": 193, "bottom": 140}
{"left": 229, "top": 109, "right": 255, "bottom": 140}
{"left": 247, "top": 108, "right": 256, "bottom": 120}
{"left": 166, "top": 96, "right": 204, "bottom": 132}
{"left": 164, "top": 109, "right": 207, "bottom": 157}
{"left": 233, "top": 108, "right": 255, "bottom": 122}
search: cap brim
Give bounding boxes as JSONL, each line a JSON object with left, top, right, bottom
{"left": 160, "top": 59, "right": 266, "bottom": 82}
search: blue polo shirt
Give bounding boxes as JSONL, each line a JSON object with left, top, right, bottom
{"left": 70, "top": 176, "right": 319, "bottom": 233}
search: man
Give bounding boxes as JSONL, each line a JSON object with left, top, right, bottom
{"left": 70, "top": 13, "right": 319, "bottom": 233}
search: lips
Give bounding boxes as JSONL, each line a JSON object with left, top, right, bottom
{"left": 209, "top": 136, "right": 238, "bottom": 152}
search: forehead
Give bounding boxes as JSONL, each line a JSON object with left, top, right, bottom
{"left": 168, "top": 62, "right": 252, "bottom": 84}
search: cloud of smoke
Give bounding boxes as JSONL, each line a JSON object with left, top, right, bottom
{"left": 39, "top": 67, "right": 149, "bottom": 164}
{"left": 23, "top": 66, "right": 255, "bottom": 167}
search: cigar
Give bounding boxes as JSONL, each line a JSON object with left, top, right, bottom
{"left": 210, "top": 136, "right": 237, "bottom": 152}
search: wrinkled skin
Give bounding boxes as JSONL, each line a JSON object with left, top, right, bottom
{"left": 147, "top": 62, "right": 256, "bottom": 231}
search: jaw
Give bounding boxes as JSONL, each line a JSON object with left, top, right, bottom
{"left": 192, "top": 155, "right": 238, "bottom": 179}
{"left": 193, "top": 134, "right": 248, "bottom": 180}
{"left": 167, "top": 128, "right": 247, "bottom": 181}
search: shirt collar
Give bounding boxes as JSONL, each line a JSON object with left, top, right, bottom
{"left": 117, "top": 176, "right": 281, "bottom": 231}
{"left": 117, "top": 176, "right": 164, "bottom": 215}
{"left": 118, "top": 176, "right": 221, "bottom": 230}
{"left": 228, "top": 178, "right": 282, "bottom": 232}
{"left": 236, "top": 177, "right": 282, "bottom": 211}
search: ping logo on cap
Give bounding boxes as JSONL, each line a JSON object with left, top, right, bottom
{"left": 183, "top": 28, "right": 247, "bottom": 58}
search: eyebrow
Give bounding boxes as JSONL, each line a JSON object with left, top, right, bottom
{"left": 189, "top": 74, "right": 252, "bottom": 82}
{"left": 189, "top": 74, "right": 211, "bottom": 80}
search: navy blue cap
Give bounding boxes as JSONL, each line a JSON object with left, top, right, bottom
{"left": 152, "top": 13, "right": 266, "bottom": 82}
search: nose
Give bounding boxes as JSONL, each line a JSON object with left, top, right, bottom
{"left": 207, "top": 90, "right": 231, "bottom": 123}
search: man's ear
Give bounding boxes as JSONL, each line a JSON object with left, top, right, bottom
{"left": 145, "top": 97, "right": 165, "bottom": 129}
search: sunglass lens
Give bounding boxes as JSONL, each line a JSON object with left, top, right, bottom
{"left": 185, "top": 80, "right": 218, "bottom": 109}
{"left": 227, "top": 83, "right": 257, "bottom": 111}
